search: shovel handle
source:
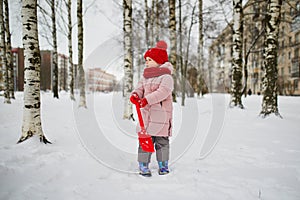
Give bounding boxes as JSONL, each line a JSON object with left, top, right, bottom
{"left": 135, "top": 104, "right": 145, "bottom": 130}
{"left": 135, "top": 103, "right": 155, "bottom": 152}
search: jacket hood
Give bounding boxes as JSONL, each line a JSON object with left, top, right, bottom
{"left": 160, "top": 62, "right": 173, "bottom": 74}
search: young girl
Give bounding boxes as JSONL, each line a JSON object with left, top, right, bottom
{"left": 130, "top": 40, "right": 174, "bottom": 176}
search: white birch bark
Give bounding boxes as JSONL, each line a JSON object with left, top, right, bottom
{"left": 67, "top": 0, "right": 75, "bottom": 101}
{"left": 0, "top": 0, "right": 10, "bottom": 104}
{"left": 230, "top": 0, "right": 244, "bottom": 108}
{"left": 4, "top": 0, "right": 14, "bottom": 99}
{"left": 123, "top": 0, "right": 133, "bottom": 119}
{"left": 51, "top": 0, "right": 59, "bottom": 98}
{"left": 77, "top": 0, "right": 86, "bottom": 108}
{"left": 260, "top": 0, "right": 282, "bottom": 117}
{"left": 19, "top": 0, "right": 50, "bottom": 144}
{"left": 168, "top": 0, "right": 177, "bottom": 102}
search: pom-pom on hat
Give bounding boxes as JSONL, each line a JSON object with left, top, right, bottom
{"left": 144, "top": 40, "right": 169, "bottom": 64}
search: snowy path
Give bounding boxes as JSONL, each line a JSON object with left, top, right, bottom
{"left": 0, "top": 92, "right": 300, "bottom": 200}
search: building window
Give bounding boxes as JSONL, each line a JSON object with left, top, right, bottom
{"left": 296, "top": 32, "right": 300, "bottom": 44}
{"left": 221, "top": 44, "right": 225, "bottom": 56}
{"left": 253, "top": 60, "right": 257, "bottom": 68}
{"left": 291, "top": 61, "right": 300, "bottom": 78}
{"left": 289, "top": 36, "right": 292, "bottom": 46}
{"left": 289, "top": 52, "right": 291, "bottom": 59}
{"left": 295, "top": 80, "right": 299, "bottom": 89}
{"left": 281, "top": 68, "right": 284, "bottom": 76}
{"left": 295, "top": 48, "right": 299, "bottom": 58}
{"left": 253, "top": 3, "right": 259, "bottom": 19}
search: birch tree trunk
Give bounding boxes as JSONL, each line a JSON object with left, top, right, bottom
{"left": 168, "top": 0, "right": 177, "bottom": 102}
{"left": 51, "top": 0, "right": 59, "bottom": 98}
{"left": 230, "top": 0, "right": 244, "bottom": 108}
{"left": 77, "top": 0, "right": 86, "bottom": 108}
{"left": 260, "top": 0, "right": 282, "bottom": 117}
{"left": 123, "top": 0, "right": 133, "bottom": 119}
{"left": 144, "top": 0, "right": 149, "bottom": 48}
{"left": 136, "top": 30, "right": 142, "bottom": 81}
{"left": 0, "top": 0, "right": 10, "bottom": 104}
{"left": 155, "top": 0, "right": 160, "bottom": 41}
{"left": 4, "top": 0, "right": 14, "bottom": 99}
{"left": 150, "top": 0, "right": 155, "bottom": 47}
{"left": 182, "top": 3, "right": 196, "bottom": 106}
{"left": 67, "top": 0, "right": 75, "bottom": 101}
{"left": 0, "top": 0, "right": 2, "bottom": 91}
{"left": 18, "top": 0, "right": 50, "bottom": 144}
{"left": 243, "top": 37, "right": 248, "bottom": 97}
{"left": 197, "top": 0, "right": 205, "bottom": 97}
{"left": 178, "top": 0, "right": 183, "bottom": 103}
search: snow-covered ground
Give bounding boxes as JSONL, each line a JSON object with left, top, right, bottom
{"left": 0, "top": 92, "right": 300, "bottom": 200}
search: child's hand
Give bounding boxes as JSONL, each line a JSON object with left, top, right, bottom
{"left": 139, "top": 98, "right": 148, "bottom": 108}
{"left": 130, "top": 92, "right": 140, "bottom": 104}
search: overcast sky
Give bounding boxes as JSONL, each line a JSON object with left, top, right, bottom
{"left": 9, "top": 0, "right": 122, "bottom": 66}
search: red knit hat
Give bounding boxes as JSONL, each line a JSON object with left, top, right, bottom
{"left": 144, "top": 40, "right": 169, "bottom": 64}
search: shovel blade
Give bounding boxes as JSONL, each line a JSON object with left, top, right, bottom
{"left": 139, "top": 137, "right": 155, "bottom": 152}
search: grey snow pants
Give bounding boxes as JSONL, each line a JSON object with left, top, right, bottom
{"left": 138, "top": 136, "right": 169, "bottom": 163}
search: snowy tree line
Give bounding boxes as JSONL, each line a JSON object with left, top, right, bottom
{"left": 121, "top": 0, "right": 285, "bottom": 117}
{"left": 214, "top": 0, "right": 294, "bottom": 117}
{"left": 0, "top": 0, "right": 287, "bottom": 143}
{"left": 0, "top": 0, "right": 87, "bottom": 143}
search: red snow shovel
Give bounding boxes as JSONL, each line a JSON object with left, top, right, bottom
{"left": 135, "top": 104, "right": 155, "bottom": 153}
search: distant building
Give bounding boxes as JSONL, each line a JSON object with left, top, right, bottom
{"left": 209, "top": 0, "right": 300, "bottom": 95}
{"left": 40, "top": 50, "right": 52, "bottom": 91}
{"left": 58, "top": 53, "right": 69, "bottom": 91}
{"left": 40, "top": 51, "right": 69, "bottom": 91}
{"left": 2, "top": 48, "right": 70, "bottom": 92}
{"left": 12, "top": 48, "right": 24, "bottom": 91}
{"left": 208, "top": 25, "right": 232, "bottom": 93}
{"left": 87, "top": 68, "right": 116, "bottom": 92}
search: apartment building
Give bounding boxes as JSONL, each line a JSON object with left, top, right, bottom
{"left": 209, "top": 0, "right": 300, "bottom": 95}
{"left": 58, "top": 53, "right": 69, "bottom": 91}
{"left": 87, "top": 68, "right": 116, "bottom": 92}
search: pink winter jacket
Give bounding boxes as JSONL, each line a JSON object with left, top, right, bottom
{"left": 132, "top": 62, "right": 174, "bottom": 137}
